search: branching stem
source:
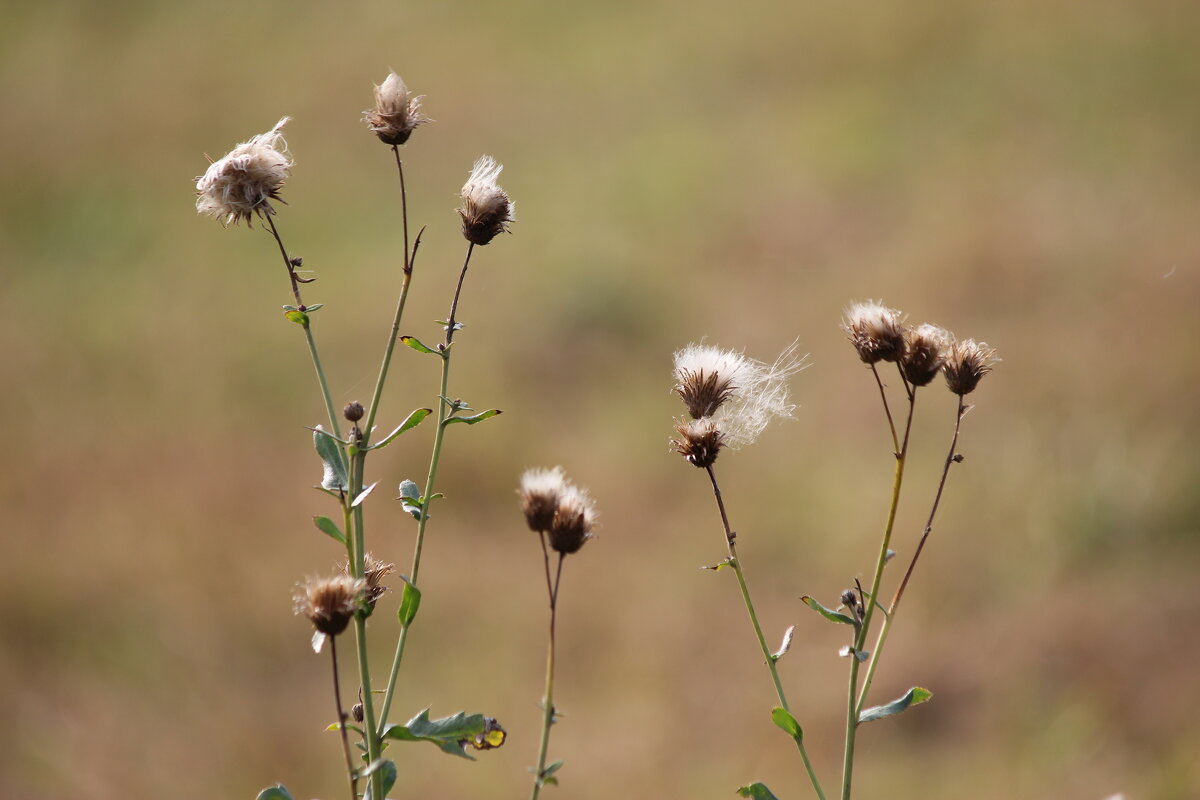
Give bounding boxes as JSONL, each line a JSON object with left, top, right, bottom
{"left": 530, "top": 550, "right": 565, "bottom": 800}
{"left": 329, "top": 637, "right": 358, "bottom": 800}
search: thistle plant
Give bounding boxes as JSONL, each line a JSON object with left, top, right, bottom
{"left": 518, "top": 467, "right": 597, "bottom": 798}
{"left": 670, "top": 304, "right": 996, "bottom": 800}
{"left": 196, "top": 72, "right": 515, "bottom": 800}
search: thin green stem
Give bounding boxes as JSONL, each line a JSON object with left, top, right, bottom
{"left": 857, "top": 394, "right": 966, "bottom": 712}
{"left": 703, "top": 465, "right": 826, "bottom": 800}
{"left": 530, "top": 552, "right": 564, "bottom": 800}
{"left": 869, "top": 364, "right": 899, "bottom": 455}
{"left": 362, "top": 154, "right": 417, "bottom": 440}
{"left": 329, "top": 637, "right": 358, "bottom": 800}
{"left": 263, "top": 214, "right": 344, "bottom": 443}
{"left": 376, "top": 236, "right": 471, "bottom": 731}
{"left": 840, "top": 383, "right": 917, "bottom": 800}
{"left": 352, "top": 613, "right": 382, "bottom": 800}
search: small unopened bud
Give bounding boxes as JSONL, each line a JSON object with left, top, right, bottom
{"left": 351, "top": 703, "right": 364, "bottom": 723}
{"left": 548, "top": 486, "right": 596, "bottom": 555}
{"left": 671, "top": 418, "right": 725, "bottom": 468}
{"left": 458, "top": 156, "right": 515, "bottom": 245}
{"left": 295, "top": 574, "right": 365, "bottom": 637}
{"left": 943, "top": 339, "right": 998, "bottom": 395}
{"left": 900, "top": 324, "right": 951, "bottom": 387}
{"left": 519, "top": 466, "right": 567, "bottom": 533}
{"left": 363, "top": 71, "right": 429, "bottom": 146}
{"left": 842, "top": 301, "right": 905, "bottom": 364}
{"left": 343, "top": 401, "right": 365, "bottom": 422}
{"left": 840, "top": 589, "right": 858, "bottom": 608}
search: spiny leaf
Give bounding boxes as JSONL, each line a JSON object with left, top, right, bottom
{"left": 801, "top": 595, "right": 856, "bottom": 626}
{"left": 381, "top": 708, "right": 501, "bottom": 760}
{"left": 770, "top": 707, "right": 802, "bottom": 741}
{"left": 859, "top": 686, "right": 933, "bottom": 723}
{"left": 736, "top": 783, "right": 781, "bottom": 800}
{"left": 314, "top": 426, "right": 348, "bottom": 492}
{"left": 313, "top": 516, "right": 346, "bottom": 545}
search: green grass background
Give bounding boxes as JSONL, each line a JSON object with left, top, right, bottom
{"left": 2, "top": 1, "right": 1198, "bottom": 798}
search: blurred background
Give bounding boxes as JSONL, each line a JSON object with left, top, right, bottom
{"left": 2, "top": 1, "right": 1198, "bottom": 798}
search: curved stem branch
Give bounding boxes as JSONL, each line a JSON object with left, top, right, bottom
{"left": 329, "top": 637, "right": 358, "bottom": 800}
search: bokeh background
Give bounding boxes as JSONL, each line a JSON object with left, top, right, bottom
{"left": 2, "top": 1, "right": 1198, "bottom": 798}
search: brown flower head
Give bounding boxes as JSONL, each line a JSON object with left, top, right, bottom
{"left": 196, "top": 117, "right": 293, "bottom": 227}
{"left": 548, "top": 485, "right": 597, "bottom": 555}
{"left": 943, "top": 339, "right": 998, "bottom": 395}
{"left": 458, "top": 156, "right": 515, "bottom": 245}
{"left": 842, "top": 301, "right": 906, "bottom": 364}
{"left": 671, "top": 417, "right": 726, "bottom": 469}
{"left": 519, "top": 466, "right": 567, "bottom": 533}
{"left": 900, "top": 323, "right": 951, "bottom": 387}
{"left": 361, "top": 554, "right": 395, "bottom": 610}
{"left": 363, "top": 71, "right": 429, "bottom": 146}
{"left": 295, "top": 574, "right": 365, "bottom": 637}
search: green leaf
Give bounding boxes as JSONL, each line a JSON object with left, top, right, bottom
{"left": 801, "top": 595, "right": 857, "bottom": 626}
{"left": 858, "top": 686, "right": 933, "bottom": 724}
{"left": 398, "top": 479, "right": 422, "bottom": 519}
{"left": 255, "top": 786, "right": 294, "bottom": 800}
{"left": 380, "top": 708, "right": 491, "bottom": 760}
{"left": 736, "top": 782, "right": 781, "bottom": 800}
{"left": 443, "top": 409, "right": 502, "bottom": 426}
{"left": 326, "top": 721, "right": 365, "bottom": 737}
{"left": 304, "top": 303, "right": 324, "bottom": 313}
{"left": 398, "top": 580, "right": 421, "bottom": 627}
{"left": 361, "top": 759, "right": 396, "bottom": 800}
{"left": 284, "top": 309, "right": 309, "bottom": 325}
{"left": 314, "top": 426, "right": 348, "bottom": 492}
{"left": 770, "top": 707, "right": 802, "bottom": 741}
{"left": 700, "top": 558, "right": 735, "bottom": 572}
{"left": 369, "top": 408, "right": 433, "bottom": 450}
{"left": 542, "top": 760, "right": 564, "bottom": 779}
{"left": 351, "top": 481, "right": 378, "bottom": 508}
{"left": 400, "top": 335, "right": 440, "bottom": 355}
{"left": 313, "top": 516, "right": 346, "bottom": 545}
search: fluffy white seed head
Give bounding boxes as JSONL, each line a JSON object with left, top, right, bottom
{"left": 196, "top": 117, "right": 293, "bottom": 227}
{"left": 458, "top": 155, "right": 515, "bottom": 245}
{"left": 672, "top": 342, "right": 806, "bottom": 449}
{"left": 519, "top": 466, "right": 568, "bottom": 532}
{"left": 843, "top": 300, "right": 906, "bottom": 364}
{"left": 363, "top": 71, "right": 429, "bottom": 146}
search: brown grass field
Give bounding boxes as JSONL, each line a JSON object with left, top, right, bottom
{"left": 1, "top": 1, "right": 1198, "bottom": 798}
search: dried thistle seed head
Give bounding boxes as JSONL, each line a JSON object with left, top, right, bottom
{"left": 548, "top": 485, "right": 596, "bottom": 555}
{"left": 671, "top": 343, "right": 806, "bottom": 449}
{"left": 360, "top": 554, "right": 395, "bottom": 608}
{"left": 458, "top": 155, "right": 515, "bottom": 245}
{"left": 900, "top": 323, "right": 951, "bottom": 387}
{"left": 519, "top": 466, "right": 567, "bottom": 533}
{"left": 842, "top": 301, "right": 906, "bottom": 364}
{"left": 351, "top": 703, "right": 364, "bottom": 723}
{"left": 839, "top": 589, "right": 858, "bottom": 608}
{"left": 196, "top": 117, "right": 293, "bottom": 227}
{"left": 343, "top": 401, "right": 365, "bottom": 422}
{"left": 363, "top": 71, "right": 429, "bottom": 146}
{"left": 295, "top": 574, "right": 365, "bottom": 637}
{"left": 671, "top": 418, "right": 725, "bottom": 468}
{"left": 943, "top": 339, "right": 998, "bottom": 395}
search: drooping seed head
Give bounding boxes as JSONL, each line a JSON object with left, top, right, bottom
{"left": 519, "top": 466, "right": 568, "bottom": 533}
{"left": 196, "top": 117, "right": 293, "bottom": 227}
{"left": 548, "top": 485, "right": 596, "bottom": 555}
{"left": 363, "top": 71, "right": 429, "bottom": 146}
{"left": 943, "top": 339, "right": 998, "bottom": 395}
{"left": 900, "top": 323, "right": 951, "bottom": 387}
{"left": 842, "top": 301, "right": 906, "bottom": 364}
{"left": 295, "top": 574, "right": 365, "bottom": 637}
{"left": 458, "top": 155, "right": 515, "bottom": 245}
{"left": 671, "top": 417, "right": 726, "bottom": 468}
